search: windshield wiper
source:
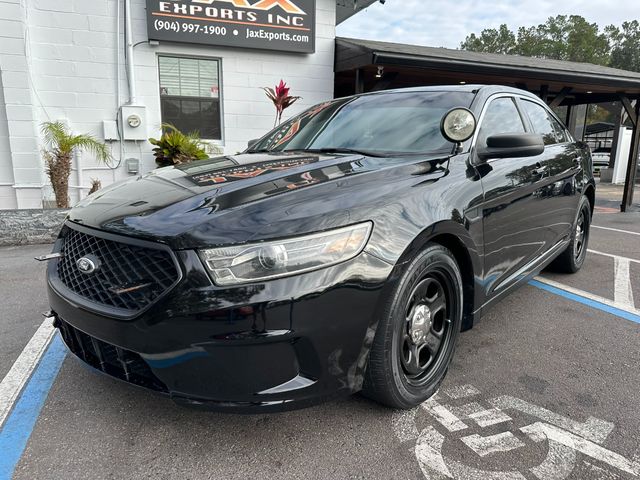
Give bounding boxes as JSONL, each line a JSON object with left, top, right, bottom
{"left": 290, "top": 148, "right": 385, "bottom": 157}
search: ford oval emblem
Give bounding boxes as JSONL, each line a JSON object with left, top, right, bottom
{"left": 76, "top": 255, "right": 100, "bottom": 275}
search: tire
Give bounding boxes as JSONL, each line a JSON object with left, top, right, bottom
{"left": 549, "top": 196, "right": 592, "bottom": 274}
{"left": 362, "top": 244, "right": 463, "bottom": 409}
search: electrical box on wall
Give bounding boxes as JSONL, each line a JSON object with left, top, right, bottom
{"left": 120, "top": 105, "right": 147, "bottom": 141}
{"left": 125, "top": 158, "right": 140, "bottom": 175}
{"left": 103, "top": 120, "right": 119, "bottom": 141}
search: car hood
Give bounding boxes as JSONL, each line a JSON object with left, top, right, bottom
{"left": 68, "top": 151, "right": 448, "bottom": 249}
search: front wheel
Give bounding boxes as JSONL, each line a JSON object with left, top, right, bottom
{"left": 549, "top": 196, "right": 591, "bottom": 273}
{"left": 362, "top": 244, "right": 463, "bottom": 409}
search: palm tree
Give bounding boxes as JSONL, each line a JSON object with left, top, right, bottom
{"left": 41, "top": 121, "right": 112, "bottom": 208}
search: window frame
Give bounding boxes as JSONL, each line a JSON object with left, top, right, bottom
{"left": 470, "top": 93, "right": 529, "bottom": 163}
{"left": 475, "top": 96, "right": 527, "bottom": 150}
{"left": 156, "top": 53, "right": 225, "bottom": 144}
{"left": 516, "top": 98, "right": 574, "bottom": 147}
{"left": 470, "top": 93, "right": 575, "bottom": 164}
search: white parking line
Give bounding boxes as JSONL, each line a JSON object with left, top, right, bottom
{"left": 586, "top": 249, "right": 637, "bottom": 310}
{"left": 0, "top": 318, "right": 55, "bottom": 429}
{"left": 461, "top": 432, "right": 525, "bottom": 457}
{"left": 592, "top": 225, "right": 640, "bottom": 236}
{"left": 588, "top": 249, "right": 640, "bottom": 264}
{"left": 614, "top": 257, "right": 635, "bottom": 309}
{"left": 452, "top": 402, "right": 512, "bottom": 428}
{"left": 522, "top": 422, "right": 640, "bottom": 477}
{"left": 403, "top": 385, "right": 639, "bottom": 480}
{"left": 534, "top": 276, "right": 640, "bottom": 318}
{"left": 422, "top": 396, "right": 468, "bottom": 432}
{"left": 491, "top": 395, "right": 614, "bottom": 444}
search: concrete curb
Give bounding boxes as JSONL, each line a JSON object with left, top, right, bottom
{"left": 0, "top": 209, "right": 68, "bottom": 247}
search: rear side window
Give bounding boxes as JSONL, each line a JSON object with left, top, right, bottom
{"left": 477, "top": 97, "right": 526, "bottom": 147}
{"left": 521, "top": 100, "right": 570, "bottom": 145}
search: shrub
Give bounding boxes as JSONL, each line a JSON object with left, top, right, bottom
{"left": 88, "top": 178, "right": 102, "bottom": 195}
{"left": 149, "top": 124, "right": 209, "bottom": 168}
{"left": 263, "top": 80, "right": 301, "bottom": 127}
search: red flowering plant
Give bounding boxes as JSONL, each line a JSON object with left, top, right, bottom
{"left": 263, "top": 80, "right": 302, "bottom": 127}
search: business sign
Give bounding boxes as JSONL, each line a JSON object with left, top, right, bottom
{"left": 146, "top": 0, "right": 316, "bottom": 53}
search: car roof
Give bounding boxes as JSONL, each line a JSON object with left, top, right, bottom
{"left": 352, "top": 84, "right": 540, "bottom": 101}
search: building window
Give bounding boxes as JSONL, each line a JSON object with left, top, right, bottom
{"left": 158, "top": 56, "right": 222, "bottom": 140}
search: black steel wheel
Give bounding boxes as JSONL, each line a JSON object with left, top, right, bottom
{"left": 573, "top": 208, "right": 588, "bottom": 262}
{"left": 363, "top": 244, "right": 463, "bottom": 409}
{"left": 550, "top": 195, "right": 591, "bottom": 273}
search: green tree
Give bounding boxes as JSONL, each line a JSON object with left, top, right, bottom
{"left": 562, "top": 16, "right": 609, "bottom": 64}
{"left": 462, "top": 15, "right": 611, "bottom": 65}
{"left": 607, "top": 20, "right": 640, "bottom": 72}
{"left": 515, "top": 26, "right": 543, "bottom": 57}
{"left": 460, "top": 24, "right": 516, "bottom": 54}
{"left": 41, "top": 121, "right": 112, "bottom": 209}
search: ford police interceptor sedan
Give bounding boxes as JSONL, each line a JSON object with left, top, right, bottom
{"left": 43, "top": 85, "right": 594, "bottom": 412}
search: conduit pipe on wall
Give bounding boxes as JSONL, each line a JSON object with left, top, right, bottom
{"left": 124, "top": 0, "right": 137, "bottom": 105}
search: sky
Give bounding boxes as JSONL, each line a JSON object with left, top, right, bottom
{"left": 336, "top": 0, "right": 640, "bottom": 49}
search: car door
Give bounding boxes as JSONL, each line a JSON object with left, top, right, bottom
{"left": 474, "top": 95, "right": 553, "bottom": 298}
{"left": 518, "top": 98, "right": 582, "bottom": 246}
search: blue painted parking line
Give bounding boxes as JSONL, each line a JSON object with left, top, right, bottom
{"left": 0, "top": 334, "right": 66, "bottom": 480}
{"left": 529, "top": 280, "right": 640, "bottom": 324}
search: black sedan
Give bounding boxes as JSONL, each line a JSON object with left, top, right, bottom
{"left": 45, "top": 85, "right": 595, "bottom": 412}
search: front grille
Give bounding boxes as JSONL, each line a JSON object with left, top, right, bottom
{"left": 56, "top": 225, "right": 179, "bottom": 314}
{"left": 57, "top": 318, "right": 168, "bottom": 392}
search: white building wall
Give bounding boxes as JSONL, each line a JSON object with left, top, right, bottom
{"left": 0, "top": 73, "right": 17, "bottom": 209}
{"left": 0, "top": 0, "right": 337, "bottom": 209}
{"left": 0, "top": 0, "right": 43, "bottom": 209}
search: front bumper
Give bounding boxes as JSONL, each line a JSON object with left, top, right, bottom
{"left": 47, "top": 227, "right": 395, "bottom": 412}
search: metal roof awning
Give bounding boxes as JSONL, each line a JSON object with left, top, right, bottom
{"left": 336, "top": 0, "right": 378, "bottom": 25}
{"left": 335, "top": 37, "right": 640, "bottom": 103}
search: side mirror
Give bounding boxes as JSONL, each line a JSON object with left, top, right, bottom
{"left": 247, "top": 139, "right": 260, "bottom": 149}
{"left": 441, "top": 108, "right": 477, "bottom": 144}
{"left": 477, "top": 133, "right": 545, "bottom": 161}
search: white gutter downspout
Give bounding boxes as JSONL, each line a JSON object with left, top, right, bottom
{"left": 124, "top": 0, "right": 137, "bottom": 104}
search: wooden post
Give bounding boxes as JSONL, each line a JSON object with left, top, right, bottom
{"left": 540, "top": 85, "right": 549, "bottom": 103}
{"left": 608, "top": 104, "right": 624, "bottom": 169}
{"left": 621, "top": 100, "right": 640, "bottom": 212}
{"left": 564, "top": 104, "right": 573, "bottom": 126}
{"left": 548, "top": 87, "right": 572, "bottom": 108}
{"left": 355, "top": 69, "right": 365, "bottom": 94}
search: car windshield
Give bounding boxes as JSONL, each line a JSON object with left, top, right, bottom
{"left": 249, "top": 91, "right": 476, "bottom": 156}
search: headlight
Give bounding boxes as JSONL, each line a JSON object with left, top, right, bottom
{"left": 199, "top": 222, "right": 373, "bottom": 286}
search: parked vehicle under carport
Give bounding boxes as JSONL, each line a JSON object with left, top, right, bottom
{"left": 592, "top": 148, "right": 610, "bottom": 175}
{"left": 42, "top": 85, "right": 595, "bottom": 412}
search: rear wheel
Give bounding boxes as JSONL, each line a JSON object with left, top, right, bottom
{"left": 549, "top": 196, "right": 591, "bottom": 273}
{"left": 363, "top": 244, "right": 463, "bottom": 409}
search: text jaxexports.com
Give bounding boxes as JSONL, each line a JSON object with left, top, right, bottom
{"left": 246, "top": 28, "right": 310, "bottom": 43}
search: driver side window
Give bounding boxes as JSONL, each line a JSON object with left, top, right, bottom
{"left": 478, "top": 97, "right": 526, "bottom": 147}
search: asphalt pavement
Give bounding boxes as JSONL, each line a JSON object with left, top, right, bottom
{"left": 1, "top": 206, "right": 639, "bottom": 480}
{"left": 0, "top": 245, "right": 52, "bottom": 381}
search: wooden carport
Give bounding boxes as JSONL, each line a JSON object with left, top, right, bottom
{"left": 335, "top": 37, "right": 640, "bottom": 212}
